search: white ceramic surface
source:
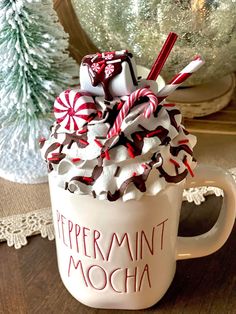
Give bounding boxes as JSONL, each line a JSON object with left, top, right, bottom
{"left": 49, "top": 164, "right": 236, "bottom": 310}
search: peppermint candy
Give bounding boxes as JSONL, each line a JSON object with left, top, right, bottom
{"left": 105, "top": 64, "right": 114, "bottom": 77}
{"left": 91, "top": 62, "right": 101, "bottom": 73}
{"left": 104, "top": 53, "right": 114, "bottom": 60}
{"left": 54, "top": 90, "right": 97, "bottom": 131}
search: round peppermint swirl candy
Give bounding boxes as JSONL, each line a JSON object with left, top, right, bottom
{"left": 105, "top": 64, "right": 114, "bottom": 77}
{"left": 54, "top": 90, "right": 97, "bottom": 131}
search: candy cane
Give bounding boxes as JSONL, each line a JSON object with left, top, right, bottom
{"left": 107, "top": 88, "right": 158, "bottom": 138}
{"left": 54, "top": 89, "right": 97, "bottom": 131}
{"left": 108, "top": 56, "right": 204, "bottom": 139}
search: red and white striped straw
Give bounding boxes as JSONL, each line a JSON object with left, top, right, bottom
{"left": 107, "top": 56, "right": 204, "bottom": 139}
{"left": 154, "top": 56, "right": 205, "bottom": 105}
{"left": 107, "top": 88, "right": 158, "bottom": 138}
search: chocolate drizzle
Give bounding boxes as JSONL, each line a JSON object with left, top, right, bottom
{"left": 46, "top": 152, "right": 66, "bottom": 172}
{"left": 48, "top": 163, "right": 53, "bottom": 173}
{"left": 133, "top": 125, "right": 170, "bottom": 148}
{"left": 183, "top": 128, "right": 190, "bottom": 135}
{"left": 107, "top": 175, "right": 144, "bottom": 202}
{"left": 114, "top": 132, "right": 142, "bottom": 157}
{"left": 82, "top": 51, "right": 138, "bottom": 101}
{"left": 157, "top": 165, "right": 188, "bottom": 183}
{"left": 42, "top": 82, "right": 196, "bottom": 201}
{"left": 69, "top": 176, "right": 94, "bottom": 186}
{"left": 44, "top": 142, "right": 62, "bottom": 160}
{"left": 62, "top": 132, "right": 88, "bottom": 150}
{"left": 39, "top": 139, "right": 46, "bottom": 149}
{"left": 114, "top": 166, "right": 121, "bottom": 177}
{"left": 167, "top": 109, "right": 181, "bottom": 131}
{"left": 51, "top": 124, "right": 60, "bottom": 139}
{"left": 107, "top": 159, "right": 153, "bottom": 202}
{"left": 44, "top": 131, "right": 89, "bottom": 161}
{"left": 170, "top": 145, "right": 193, "bottom": 157}
{"left": 92, "top": 165, "right": 103, "bottom": 180}
{"left": 68, "top": 140, "right": 74, "bottom": 149}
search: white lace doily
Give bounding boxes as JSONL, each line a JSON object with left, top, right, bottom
{"left": 0, "top": 208, "right": 54, "bottom": 249}
{"left": 1, "top": 168, "right": 235, "bottom": 249}
{"left": 183, "top": 168, "right": 236, "bottom": 204}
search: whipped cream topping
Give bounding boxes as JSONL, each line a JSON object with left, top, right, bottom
{"left": 41, "top": 50, "right": 197, "bottom": 201}
{"left": 41, "top": 92, "right": 196, "bottom": 202}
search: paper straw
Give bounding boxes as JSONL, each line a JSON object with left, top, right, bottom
{"left": 108, "top": 56, "right": 204, "bottom": 138}
{"left": 144, "top": 56, "right": 205, "bottom": 117}
{"left": 157, "top": 56, "right": 204, "bottom": 101}
{"left": 147, "top": 32, "right": 178, "bottom": 81}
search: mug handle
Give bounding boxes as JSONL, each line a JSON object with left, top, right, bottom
{"left": 176, "top": 164, "right": 236, "bottom": 260}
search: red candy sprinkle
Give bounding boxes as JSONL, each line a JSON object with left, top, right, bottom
{"left": 128, "top": 149, "right": 135, "bottom": 158}
{"left": 87, "top": 115, "right": 95, "bottom": 123}
{"left": 39, "top": 137, "right": 46, "bottom": 143}
{"left": 98, "top": 63, "right": 106, "bottom": 74}
{"left": 82, "top": 177, "right": 93, "bottom": 183}
{"left": 104, "top": 150, "right": 110, "bottom": 160}
{"left": 79, "top": 139, "right": 89, "bottom": 145}
{"left": 126, "top": 143, "right": 135, "bottom": 158}
{"left": 169, "top": 158, "right": 180, "bottom": 168}
{"left": 135, "top": 133, "right": 142, "bottom": 141}
{"left": 178, "top": 139, "right": 189, "bottom": 144}
{"left": 126, "top": 143, "right": 134, "bottom": 150}
{"left": 100, "top": 150, "right": 110, "bottom": 160}
{"left": 78, "top": 128, "right": 87, "bottom": 134}
{"left": 163, "top": 103, "right": 176, "bottom": 107}
{"left": 146, "top": 130, "right": 162, "bottom": 138}
{"left": 72, "top": 158, "right": 81, "bottom": 163}
{"left": 183, "top": 157, "right": 194, "bottom": 177}
{"left": 94, "top": 139, "right": 103, "bottom": 148}
{"left": 48, "top": 157, "right": 60, "bottom": 162}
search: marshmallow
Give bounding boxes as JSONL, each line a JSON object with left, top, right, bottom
{"left": 80, "top": 51, "right": 138, "bottom": 99}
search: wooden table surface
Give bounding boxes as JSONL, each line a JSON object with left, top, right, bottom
{"left": 1, "top": 197, "right": 235, "bottom": 314}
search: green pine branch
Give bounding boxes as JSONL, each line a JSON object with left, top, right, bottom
{"left": 0, "top": 0, "right": 78, "bottom": 129}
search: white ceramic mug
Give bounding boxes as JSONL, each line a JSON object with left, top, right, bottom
{"left": 49, "top": 164, "right": 236, "bottom": 310}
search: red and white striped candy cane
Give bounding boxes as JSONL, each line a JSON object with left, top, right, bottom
{"left": 155, "top": 56, "right": 205, "bottom": 105}
{"left": 54, "top": 89, "right": 97, "bottom": 131}
{"left": 108, "top": 56, "right": 204, "bottom": 139}
{"left": 107, "top": 88, "right": 158, "bottom": 138}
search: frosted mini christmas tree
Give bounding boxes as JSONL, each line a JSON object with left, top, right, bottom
{"left": 0, "top": 0, "right": 78, "bottom": 183}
